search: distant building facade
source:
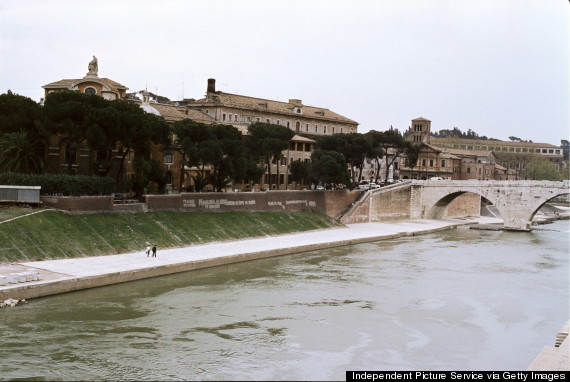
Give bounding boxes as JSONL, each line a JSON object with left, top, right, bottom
{"left": 400, "top": 117, "right": 520, "bottom": 180}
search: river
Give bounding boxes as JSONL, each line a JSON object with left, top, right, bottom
{"left": 1, "top": 220, "right": 568, "bottom": 380}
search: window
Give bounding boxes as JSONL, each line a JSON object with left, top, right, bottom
{"left": 266, "top": 119, "right": 270, "bottom": 123}
{"left": 164, "top": 153, "right": 173, "bottom": 164}
{"left": 166, "top": 171, "right": 172, "bottom": 185}
{"left": 286, "top": 122, "right": 290, "bottom": 128}
{"left": 256, "top": 117, "right": 260, "bottom": 122}
{"left": 305, "top": 123, "right": 309, "bottom": 132}
{"left": 441, "top": 160, "right": 446, "bottom": 167}
{"left": 84, "top": 87, "right": 96, "bottom": 95}
{"left": 429, "top": 159, "right": 434, "bottom": 167}
{"left": 422, "top": 159, "right": 426, "bottom": 167}
{"left": 234, "top": 114, "right": 238, "bottom": 122}
{"left": 315, "top": 124, "right": 318, "bottom": 132}
{"left": 222, "top": 113, "right": 226, "bottom": 121}
{"left": 467, "top": 167, "right": 471, "bottom": 173}
{"left": 324, "top": 126, "right": 327, "bottom": 134}
{"left": 296, "top": 109, "right": 301, "bottom": 114}
{"left": 281, "top": 157, "right": 287, "bottom": 166}
{"left": 277, "top": 120, "right": 280, "bottom": 125}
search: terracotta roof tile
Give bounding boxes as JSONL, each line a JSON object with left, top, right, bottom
{"left": 194, "top": 92, "right": 358, "bottom": 125}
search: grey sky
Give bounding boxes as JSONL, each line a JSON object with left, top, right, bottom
{"left": 1, "top": 0, "right": 568, "bottom": 145}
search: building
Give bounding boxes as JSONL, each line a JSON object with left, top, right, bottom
{"left": 180, "top": 79, "right": 358, "bottom": 137}
{"left": 400, "top": 117, "right": 520, "bottom": 180}
{"left": 41, "top": 59, "right": 357, "bottom": 192}
{"left": 42, "top": 56, "right": 128, "bottom": 100}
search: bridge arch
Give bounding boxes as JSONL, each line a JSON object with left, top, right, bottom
{"left": 527, "top": 192, "right": 570, "bottom": 223}
{"left": 426, "top": 190, "right": 501, "bottom": 220}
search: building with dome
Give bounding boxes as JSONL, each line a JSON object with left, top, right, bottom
{"left": 42, "top": 56, "right": 128, "bottom": 100}
{"left": 40, "top": 57, "right": 354, "bottom": 192}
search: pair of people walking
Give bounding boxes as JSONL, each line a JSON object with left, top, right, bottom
{"left": 146, "top": 243, "right": 157, "bottom": 257}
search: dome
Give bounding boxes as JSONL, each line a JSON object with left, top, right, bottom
{"left": 140, "top": 103, "right": 161, "bottom": 116}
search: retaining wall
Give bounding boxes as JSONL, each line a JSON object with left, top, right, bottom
{"left": 145, "top": 190, "right": 362, "bottom": 219}
{"left": 39, "top": 190, "right": 362, "bottom": 219}
{"left": 41, "top": 196, "right": 113, "bottom": 212}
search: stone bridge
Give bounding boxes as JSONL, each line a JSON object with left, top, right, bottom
{"left": 342, "top": 180, "right": 570, "bottom": 231}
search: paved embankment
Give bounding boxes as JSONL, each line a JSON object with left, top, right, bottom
{"left": 0, "top": 217, "right": 501, "bottom": 301}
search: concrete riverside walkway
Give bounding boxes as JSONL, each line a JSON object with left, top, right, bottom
{"left": 0, "top": 217, "right": 501, "bottom": 301}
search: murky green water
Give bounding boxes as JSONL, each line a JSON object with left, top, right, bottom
{"left": 1, "top": 220, "right": 568, "bottom": 380}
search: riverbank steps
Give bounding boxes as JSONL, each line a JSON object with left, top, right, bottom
{"left": 527, "top": 320, "right": 570, "bottom": 371}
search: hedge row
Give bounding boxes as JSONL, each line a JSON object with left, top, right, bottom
{"left": 0, "top": 173, "right": 115, "bottom": 196}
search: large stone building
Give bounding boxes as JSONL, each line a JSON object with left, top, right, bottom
{"left": 41, "top": 58, "right": 357, "bottom": 192}
{"left": 179, "top": 78, "right": 358, "bottom": 136}
{"left": 400, "top": 117, "right": 519, "bottom": 180}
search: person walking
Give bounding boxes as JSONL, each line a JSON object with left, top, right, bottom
{"left": 152, "top": 245, "right": 157, "bottom": 257}
{"left": 145, "top": 244, "right": 151, "bottom": 257}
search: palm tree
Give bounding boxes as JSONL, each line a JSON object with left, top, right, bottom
{"left": 0, "top": 131, "right": 44, "bottom": 173}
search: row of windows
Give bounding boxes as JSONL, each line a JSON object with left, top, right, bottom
{"left": 289, "top": 142, "right": 312, "bottom": 152}
{"left": 218, "top": 111, "right": 346, "bottom": 134}
{"left": 454, "top": 144, "right": 561, "bottom": 155}
{"left": 421, "top": 159, "right": 446, "bottom": 167}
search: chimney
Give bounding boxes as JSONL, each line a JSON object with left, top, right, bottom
{"left": 289, "top": 99, "right": 302, "bottom": 105}
{"left": 207, "top": 78, "right": 216, "bottom": 93}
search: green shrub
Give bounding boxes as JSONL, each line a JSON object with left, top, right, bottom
{"left": 0, "top": 172, "right": 115, "bottom": 196}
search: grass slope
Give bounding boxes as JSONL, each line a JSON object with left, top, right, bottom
{"left": 0, "top": 209, "right": 342, "bottom": 263}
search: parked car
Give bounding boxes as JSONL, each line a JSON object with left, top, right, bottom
{"left": 358, "top": 183, "right": 380, "bottom": 190}
{"left": 429, "top": 177, "right": 444, "bottom": 181}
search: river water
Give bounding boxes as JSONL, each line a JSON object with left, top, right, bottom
{"left": 1, "top": 220, "right": 568, "bottom": 380}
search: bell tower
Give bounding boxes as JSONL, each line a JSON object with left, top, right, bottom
{"left": 410, "top": 117, "right": 431, "bottom": 144}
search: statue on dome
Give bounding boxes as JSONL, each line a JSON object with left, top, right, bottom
{"left": 87, "top": 56, "right": 98, "bottom": 76}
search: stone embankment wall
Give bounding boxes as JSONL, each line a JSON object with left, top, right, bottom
{"left": 41, "top": 196, "right": 114, "bottom": 212}
{"left": 40, "top": 190, "right": 363, "bottom": 219}
{"left": 145, "top": 190, "right": 362, "bottom": 219}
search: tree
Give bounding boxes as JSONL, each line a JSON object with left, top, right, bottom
{"left": 0, "top": 131, "right": 44, "bottom": 173}
{"left": 522, "top": 155, "right": 565, "bottom": 181}
{"left": 289, "top": 159, "right": 311, "bottom": 189}
{"left": 561, "top": 139, "right": 569, "bottom": 161}
{"left": 367, "top": 129, "right": 418, "bottom": 183}
{"left": 43, "top": 90, "right": 110, "bottom": 172}
{"left": 309, "top": 149, "right": 350, "bottom": 187}
{"left": 208, "top": 124, "right": 244, "bottom": 191}
{"left": 173, "top": 119, "right": 215, "bottom": 191}
{"left": 404, "top": 144, "right": 421, "bottom": 170}
{"left": 109, "top": 99, "right": 169, "bottom": 193}
{"left": 316, "top": 133, "right": 373, "bottom": 184}
{"left": 0, "top": 91, "right": 43, "bottom": 137}
{"left": 0, "top": 91, "right": 49, "bottom": 168}
{"left": 247, "top": 123, "right": 295, "bottom": 190}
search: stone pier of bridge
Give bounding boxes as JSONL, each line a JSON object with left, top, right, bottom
{"left": 342, "top": 180, "right": 570, "bottom": 231}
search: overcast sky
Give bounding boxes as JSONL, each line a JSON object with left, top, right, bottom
{"left": 1, "top": 0, "right": 568, "bottom": 145}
